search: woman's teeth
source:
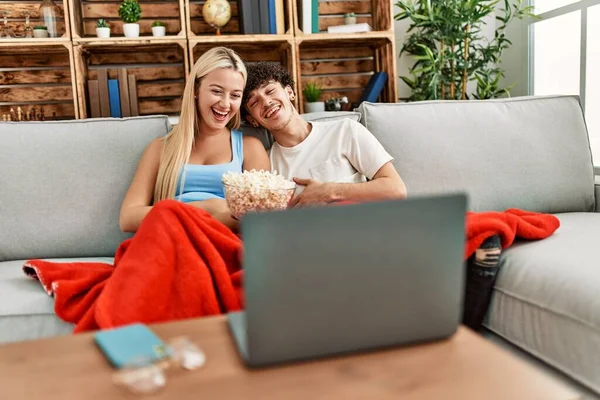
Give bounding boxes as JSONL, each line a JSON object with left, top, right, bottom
{"left": 212, "top": 108, "right": 229, "bottom": 120}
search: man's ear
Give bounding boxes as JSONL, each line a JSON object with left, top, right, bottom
{"left": 285, "top": 85, "right": 296, "bottom": 101}
{"left": 246, "top": 113, "right": 259, "bottom": 128}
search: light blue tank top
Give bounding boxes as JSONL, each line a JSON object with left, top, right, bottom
{"left": 175, "top": 130, "right": 243, "bottom": 203}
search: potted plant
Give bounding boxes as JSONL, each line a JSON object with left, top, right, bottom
{"left": 151, "top": 20, "right": 166, "bottom": 37}
{"left": 96, "top": 19, "right": 110, "bottom": 38}
{"left": 303, "top": 83, "right": 324, "bottom": 113}
{"left": 32, "top": 25, "right": 48, "bottom": 38}
{"left": 118, "top": 0, "right": 141, "bottom": 38}
{"left": 343, "top": 12, "right": 356, "bottom": 25}
{"left": 395, "top": 0, "right": 536, "bottom": 100}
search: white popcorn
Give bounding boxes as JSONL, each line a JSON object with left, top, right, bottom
{"left": 222, "top": 170, "right": 296, "bottom": 219}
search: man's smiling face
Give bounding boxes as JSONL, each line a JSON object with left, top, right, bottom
{"left": 245, "top": 80, "right": 296, "bottom": 132}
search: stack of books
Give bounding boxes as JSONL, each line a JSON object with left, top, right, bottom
{"left": 87, "top": 68, "right": 139, "bottom": 118}
{"left": 239, "top": 0, "right": 285, "bottom": 34}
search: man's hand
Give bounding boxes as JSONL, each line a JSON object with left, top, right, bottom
{"left": 289, "top": 177, "right": 336, "bottom": 207}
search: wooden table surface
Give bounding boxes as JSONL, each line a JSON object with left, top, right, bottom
{"left": 0, "top": 316, "right": 580, "bottom": 400}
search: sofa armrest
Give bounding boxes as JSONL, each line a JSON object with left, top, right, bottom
{"left": 596, "top": 176, "right": 600, "bottom": 212}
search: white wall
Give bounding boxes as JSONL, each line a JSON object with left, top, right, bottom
{"left": 393, "top": 7, "right": 528, "bottom": 100}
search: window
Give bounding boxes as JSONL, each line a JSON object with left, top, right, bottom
{"left": 530, "top": 0, "right": 600, "bottom": 165}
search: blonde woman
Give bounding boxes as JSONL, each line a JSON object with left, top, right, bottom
{"left": 120, "top": 47, "right": 269, "bottom": 233}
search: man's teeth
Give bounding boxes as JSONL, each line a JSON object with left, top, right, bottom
{"left": 266, "top": 106, "right": 280, "bottom": 118}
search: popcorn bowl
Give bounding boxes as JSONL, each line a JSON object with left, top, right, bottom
{"left": 223, "top": 182, "right": 296, "bottom": 219}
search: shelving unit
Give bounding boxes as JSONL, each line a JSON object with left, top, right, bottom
{"left": 0, "top": 42, "right": 78, "bottom": 120}
{"left": 0, "top": 0, "right": 397, "bottom": 121}
{"left": 73, "top": 39, "right": 188, "bottom": 118}
{"left": 0, "top": 0, "right": 71, "bottom": 43}
{"left": 69, "top": 0, "right": 186, "bottom": 40}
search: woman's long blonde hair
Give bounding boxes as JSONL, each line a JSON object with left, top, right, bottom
{"left": 153, "top": 46, "right": 247, "bottom": 202}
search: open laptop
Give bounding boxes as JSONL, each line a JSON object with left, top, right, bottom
{"left": 228, "top": 194, "right": 467, "bottom": 368}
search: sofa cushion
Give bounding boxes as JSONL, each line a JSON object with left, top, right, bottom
{"left": 0, "top": 257, "right": 112, "bottom": 344}
{"left": 484, "top": 212, "right": 600, "bottom": 392}
{"left": 0, "top": 116, "right": 171, "bottom": 262}
{"left": 357, "top": 95, "right": 595, "bottom": 213}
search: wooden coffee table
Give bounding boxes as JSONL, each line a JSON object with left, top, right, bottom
{"left": 0, "top": 316, "right": 580, "bottom": 400}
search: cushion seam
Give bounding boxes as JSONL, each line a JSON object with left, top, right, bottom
{"left": 492, "top": 286, "right": 600, "bottom": 334}
{"left": 484, "top": 324, "right": 600, "bottom": 394}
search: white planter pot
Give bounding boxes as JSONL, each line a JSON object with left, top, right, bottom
{"left": 152, "top": 26, "right": 166, "bottom": 37}
{"left": 344, "top": 16, "right": 357, "bottom": 25}
{"left": 305, "top": 102, "right": 325, "bottom": 113}
{"left": 33, "top": 29, "right": 49, "bottom": 38}
{"left": 123, "top": 23, "right": 140, "bottom": 38}
{"left": 96, "top": 27, "right": 110, "bottom": 38}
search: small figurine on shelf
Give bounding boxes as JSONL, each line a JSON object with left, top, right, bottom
{"left": 22, "top": 11, "right": 34, "bottom": 38}
{"left": 33, "top": 25, "right": 48, "bottom": 38}
{"left": 39, "top": 0, "right": 60, "bottom": 38}
{"left": 151, "top": 20, "right": 166, "bottom": 37}
{"left": 96, "top": 19, "right": 110, "bottom": 38}
{"left": 118, "top": 0, "right": 141, "bottom": 38}
{"left": 202, "top": 0, "right": 231, "bottom": 36}
{"left": 344, "top": 12, "right": 357, "bottom": 25}
{"left": 0, "top": 10, "right": 16, "bottom": 38}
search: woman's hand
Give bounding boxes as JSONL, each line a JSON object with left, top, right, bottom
{"left": 189, "top": 199, "right": 239, "bottom": 232}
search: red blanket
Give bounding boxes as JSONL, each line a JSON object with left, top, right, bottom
{"left": 23, "top": 201, "right": 560, "bottom": 333}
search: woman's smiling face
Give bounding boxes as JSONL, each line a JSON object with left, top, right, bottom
{"left": 197, "top": 67, "right": 245, "bottom": 132}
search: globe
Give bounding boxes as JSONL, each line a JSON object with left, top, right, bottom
{"left": 202, "top": 0, "right": 231, "bottom": 35}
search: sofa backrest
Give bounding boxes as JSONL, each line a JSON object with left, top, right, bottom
{"left": 357, "top": 95, "right": 596, "bottom": 213}
{"left": 0, "top": 116, "right": 171, "bottom": 262}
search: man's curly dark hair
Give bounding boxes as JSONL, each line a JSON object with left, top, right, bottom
{"left": 243, "top": 61, "right": 295, "bottom": 109}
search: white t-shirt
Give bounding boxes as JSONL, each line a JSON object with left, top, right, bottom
{"left": 269, "top": 119, "right": 393, "bottom": 194}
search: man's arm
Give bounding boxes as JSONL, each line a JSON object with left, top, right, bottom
{"left": 290, "top": 161, "right": 407, "bottom": 207}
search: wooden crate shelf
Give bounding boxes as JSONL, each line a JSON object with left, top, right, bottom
{"left": 186, "top": 0, "right": 294, "bottom": 38}
{"left": 74, "top": 40, "right": 189, "bottom": 118}
{"left": 0, "top": 43, "right": 78, "bottom": 120}
{"left": 0, "top": 0, "right": 71, "bottom": 40}
{"left": 296, "top": 36, "right": 396, "bottom": 113}
{"left": 0, "top": 0, "right": 398, "bottom": 120}
{"left": 293, "top": 0, "right": 392, "bottom": 36}
{"left": 69, "top": 0, "right": 186, "bottom": 39}
{"left": 189, "top": 37, "right": 297, "bottom": 98}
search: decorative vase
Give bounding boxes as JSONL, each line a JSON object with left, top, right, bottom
{"left": 344, "top": 16, "right": 356, "bottom": 25}
{"left": 305, "top": 102, "right": 325, "bottom": 113}
{"left": 151, "top": 26, "right": 166, "bottom": 37}
{"left": 39, "top": 0, "right": 59, "bottom": 38}
{"left": 96, "top": 27, "right": 110, "bottom": 38}
{"left": 123, "top": 23, "right": 139, "bottom": 38}
{"left": 33, "top": 29, "right": 49, "bottom": 38}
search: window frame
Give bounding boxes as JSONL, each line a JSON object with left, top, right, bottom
{"left": 528, "top": 0, "right": 600, "bottom": 110}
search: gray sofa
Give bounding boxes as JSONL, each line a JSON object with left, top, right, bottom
{"left": 1, "top": 95, "right": 599, "bottom": 395}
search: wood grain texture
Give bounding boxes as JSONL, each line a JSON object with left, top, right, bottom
{"left": 0, "top": 317, "right": 581, "bottom": 400}
{"left": 0, "top": 69, "right": 71, "bottom": 84}
{"left": 82, "top": 2, "right": 180, "bottom": 18}
{"left": 319, "top": 16, "right": 371, "bottom": 31}
{"left": 319, "top": 0, "right": 371, "bottom": 14}
{"left": 0, "top": 85, "right": 73, "bottom": 102}
{"left": 88, "top": 65, "right": 185, "bottom": 81}
{"left": 188, "top": 1, "right": 238, "bottom": 17}
{"left": 138, "top": 97, "right": 181, "bottom": 114}
{"left": 302, "top": 73, "right": 372, "bottom": 90}
{"left": 86, "top": 46, "right": 184, "bottom": 65}
{"left": 0, "top": 3, "right": 66, "bottom": 19}
{"left": 0, "top": 103, "right": 75, "bottom": 119}
{"left": 190, "top": 18, "right": 239, "bottom": 34}
{"left": 82, "top": 19, "right": 181, "bottom": 36}
{"left": 299, "top": 47, "right": 373, "bottom": 60}
{"left": 300, "top": 59, "right": 374, "bottom": 75}
{"left": 137, "top": 81, "right": 184, "bottom": 98}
